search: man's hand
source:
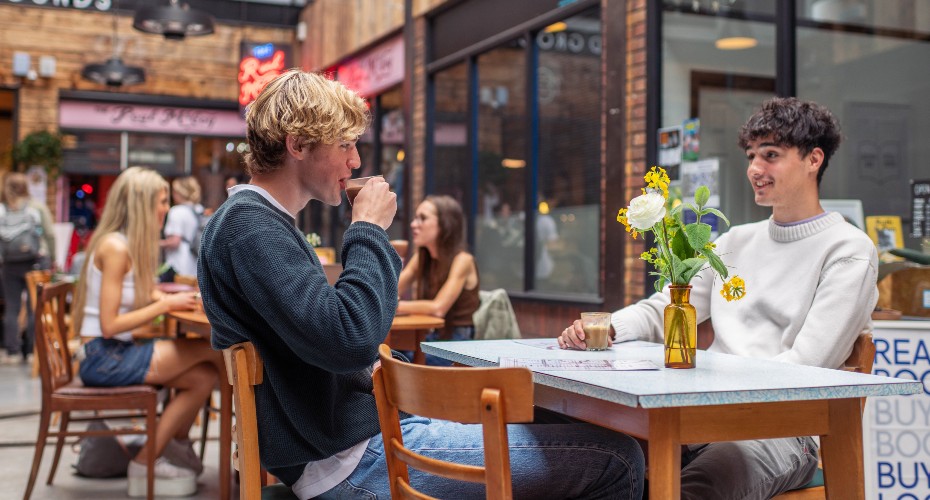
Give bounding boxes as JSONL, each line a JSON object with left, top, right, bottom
{"left": 559, "top": 320, "right": 615, "bottom": 350}
{"left": 351, "top": 176, "right": 397, "bottom": 230}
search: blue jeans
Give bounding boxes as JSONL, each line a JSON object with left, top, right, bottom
{"left": 318, "top": 416, "right": 645, "bottom": 499}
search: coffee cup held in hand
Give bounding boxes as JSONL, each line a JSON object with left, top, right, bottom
{"left": 580, "top": 312, "right": 611, "bottom": 351}
{"left": 345, "top": 175, "right": 383, "bottom": 205}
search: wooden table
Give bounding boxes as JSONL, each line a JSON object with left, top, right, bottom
{"left": 421, "top": 339, "right": 923, "bottom": 500}
{"left": 384, "top": 314, "right": 445, "bottom": 364}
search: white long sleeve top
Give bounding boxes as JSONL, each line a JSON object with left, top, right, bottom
{"left": 612, "top": 212, "right": 878, "bottom": 369}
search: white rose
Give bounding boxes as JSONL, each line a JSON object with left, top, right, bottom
{"left": 626, "top": 192, "right": 666, "bottom": 230}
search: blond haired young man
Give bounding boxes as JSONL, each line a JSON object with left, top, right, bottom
{"left": 200, "top": 70, "right": 644, "bottom": 499}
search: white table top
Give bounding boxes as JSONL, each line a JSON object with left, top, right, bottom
{"left": 421, "top": 339, "right": 922, "bottom": 409}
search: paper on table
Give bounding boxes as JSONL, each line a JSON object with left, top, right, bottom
{"left": 499, "top": 358, "right": 659, "bottom": 371}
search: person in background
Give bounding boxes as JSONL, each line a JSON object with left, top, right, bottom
{"left": 0, "top": 172, "right": 55, "bottom": 364}
{"left": 200, "top": 69, "right": 644, "bottom": 499}
{"left": 224, "top": 173, "right": 248, "bottom": 196}
{"left": 560, "top": 97, "right": 878, "bottom": 499}
{"left": 159, "top": 176, "right": 203, "bottom": 281}
{"left": 397, "top": 195, "right": 479, "bottom": 366}
{"left": 72, "top": 166, "right": 224, "bottom": 498}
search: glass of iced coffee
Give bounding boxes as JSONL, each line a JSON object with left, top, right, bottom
{"left": 580, "top": 312, "right": 611, "bottom": 351}
{"left": 345, "top": 175, "right": 383, "bottom": 205}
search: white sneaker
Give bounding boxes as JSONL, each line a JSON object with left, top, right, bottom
{"left": 0, "top": 352, "right": 21, "bottom": 365}
{"left": 127, "top": 457, "right": 197, "bottom": 497}
{"left": 163, "top": 438, "right": 204, "bottom": 476}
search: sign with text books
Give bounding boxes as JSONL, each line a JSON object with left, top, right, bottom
{"left": 867, "top": 216, "right": 905, "bottom": 254}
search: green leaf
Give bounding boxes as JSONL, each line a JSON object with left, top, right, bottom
{"left": 702, "top": 207, "right": 731, "bottom": 228}
{"left": 694, "top": 186, "right": 710, "bottom": 207}
{"left": 683, "top": 223, "right": 711, "bottom": 252}
{"left": 669, "top": 225, "right": 693, "bottom": 260}
{"left": 670, "top": 204, "right": 683, "bottom": 218}
{"left": 701, "top": 249, "right": 729, "bottom": 279}
{"left": 678, "top": 257, "right": 707, "bottom": 284}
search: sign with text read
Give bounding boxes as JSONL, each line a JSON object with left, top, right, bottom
{"left": 238, "top": 42, "right": 292, "bottom": 112}
{"left": 59, "top": 100, "right": 246, "bottom": 136}
{"left": 336, "top": 35, "right": 404, "bottom": 98}
{"left": 866, "top": 322, "right": 930, "bottom": 499}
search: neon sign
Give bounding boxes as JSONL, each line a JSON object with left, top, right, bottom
{"left": 238, "top": 43, "right": 291, "bottom": 108}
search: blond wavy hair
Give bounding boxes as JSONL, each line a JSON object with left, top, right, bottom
{"left": 243, "top": 69, "right": 370, "bottom": 175}
{"left": 2, "top": 172, "right": 30, "bottom": 210}
{"left": 72, "top": 167, "right": 169, "bottom": 335}
{"left": 172, "top": 176, "right": 201, "bottom": 204}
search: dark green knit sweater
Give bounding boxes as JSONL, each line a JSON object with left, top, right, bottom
{"left": 199, "top": 189, "right": 401, "bottom": 486}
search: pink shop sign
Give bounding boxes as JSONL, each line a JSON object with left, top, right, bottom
{"left": 59, "top": 100, "right": 247, "bottom": 137}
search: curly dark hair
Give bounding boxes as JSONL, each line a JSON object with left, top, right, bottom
{"left": 737, "top": 97, "right": 842, "bottom": 185}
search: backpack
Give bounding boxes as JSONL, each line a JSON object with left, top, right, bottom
{"left": 72, "top": 421, "right": 141, "bottom": 478}
{"left": 0, "top": 204, "right": 41, "bottom": 263}
{"left": 182, "top": 204, "right": 209, "bottom": 258}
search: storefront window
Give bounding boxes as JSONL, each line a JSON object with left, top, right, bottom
{"left": 475, "top": 39, "right": 527, "bottom": 292}
{"left": 432, "top": 62, "right": 469, "bottom": 205}
{"left": 127, "top": 133, "right": 186, "bottom": 177}
{"left": 662, "top": 4, "right": 776, "bottom": 228}
{"left": 61, "top": 131, "right": 121, "bottom": 175}
{"left": 534, "top": 7, "right": 601, "bottom": 295}
{"left": 190, "top": 137, "right": 247, "bottom": 211}
{"left": 797, "top": 0, "right": 930, "bottom": 251}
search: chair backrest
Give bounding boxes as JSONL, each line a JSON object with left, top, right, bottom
{"left": 222, "top": 342, "right": 264, "bottom": 500}
{"left": 372, "top": 343, "right": 534, "bottom": 499}
{"left": 34, "top": 281, "right": 75, "bottom": 395}
{"left": 25, "top": 269, "right": 53, "bottom": 312}
{"left": 843, "top": 333, "right": 875, "bottom": 374}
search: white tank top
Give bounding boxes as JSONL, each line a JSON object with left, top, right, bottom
{"left": 81, "top": 234, "right": 136, "bottom": 342}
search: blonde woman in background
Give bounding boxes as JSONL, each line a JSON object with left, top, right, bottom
{"left": 72, "top": 167, "right": 223, "bottom": 497}
{"left": 0, "top": 172, "right": 55, "bottom": 364}
{"left": 159, "top": 176, "right": 204, "bottom": 280}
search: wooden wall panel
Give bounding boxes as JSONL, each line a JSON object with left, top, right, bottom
{"left": 0, "top": 5, "right": 295, "bottom": 138}
{"left": 300, "top": 0, "right": 406, "bottom": 70}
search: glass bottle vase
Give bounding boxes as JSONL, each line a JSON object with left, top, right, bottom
{"left": 664, "top": 285, "right": 696, "bottom": 369}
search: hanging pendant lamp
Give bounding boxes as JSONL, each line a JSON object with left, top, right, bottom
{"left": 133, "top": 0, "right": 215, "bottom": 41}
{"left": 81, "top": 1, "right": 145, "bottom": 87}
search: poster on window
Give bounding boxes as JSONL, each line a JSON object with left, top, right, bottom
{"left": 680, "top": 159, "right": 720, "bottom": 237}
{"left": 911, "top": 179, "right": 930, "bottom": 239}
{"left": 864, "top": 323, "right": 930, "bottom": 499}
{"left": 657, "top": 125, "right": 683, "bottom": 180}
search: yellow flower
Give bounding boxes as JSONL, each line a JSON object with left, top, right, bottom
{"left": 720, "top": 275, "right": 746, "bottom": 302}
{"left": 643, "top": 166, "right": 670, "bottom": 199}
{"left": 617, "top": 208, "right": 639, "bottom": 239}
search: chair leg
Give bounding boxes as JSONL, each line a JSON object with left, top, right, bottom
{"left": 24, "top": 408, "right": 51, "bottom": 500}
{"left": 199, "top": 399, "right": 210, "bottom": 460}
{"left": 46, "top": 411, "right": 71, "bottom": 485}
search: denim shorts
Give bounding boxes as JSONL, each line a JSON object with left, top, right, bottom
{"left": 78, "top": 337, "right": 154, "bottom": 387}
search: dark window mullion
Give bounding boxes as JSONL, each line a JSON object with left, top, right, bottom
{"left": 525, "top": 31, "right": 539, "bottom": 292}
{"left": 775, "top": 0, "right": 797, "bottom": 97}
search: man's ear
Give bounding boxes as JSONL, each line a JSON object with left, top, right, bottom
{"left": 285, "top": 135, "right": 304, "bottom": 159}
{"left": 806, "top": 147, "right": 824, "bottom": 174}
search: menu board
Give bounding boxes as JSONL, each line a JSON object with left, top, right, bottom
{"left": 912, "top": 180, "right": 930, "bottom": 238}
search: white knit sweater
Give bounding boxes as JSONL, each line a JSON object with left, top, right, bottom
{"left": 612, "top": 212, "right": 878, "bottom": 369}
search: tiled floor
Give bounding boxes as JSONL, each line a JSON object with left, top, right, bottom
{"left": 0, "top": 361, "right": 234, "bottom": 499}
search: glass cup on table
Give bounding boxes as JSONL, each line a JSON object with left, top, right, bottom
{"left": 345, "top": 175, "right": 384, "bottom": 205}
{"left": 580, "top": 312, "right": 611, "bottom": 351}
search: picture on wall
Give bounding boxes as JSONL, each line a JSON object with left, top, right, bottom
{"left": 866, "top": 215, "right": 905, "bottom": 253}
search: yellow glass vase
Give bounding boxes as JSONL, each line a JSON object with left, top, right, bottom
{"left": 664, "top": 285, "right": 696, "bottom": 369}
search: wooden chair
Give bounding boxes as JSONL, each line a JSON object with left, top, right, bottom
{"left": 372, "top": 343, "right": 535, "bottom": 499}
{"left": 772, "top": 332, "right": 877, "bottom": 500}
{"left": 25, "top": 281, "right": 158, "bottom": 500}
{"left": 25, "top": 269, "right": 54, "bottom": 377}
{"left": 222, "top": 342, "right": 297, "bottom": 500}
